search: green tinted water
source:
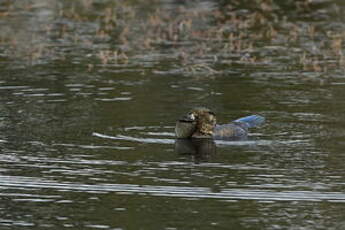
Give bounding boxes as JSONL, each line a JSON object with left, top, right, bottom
{"left": 1, "top": 0, "right": 345, "bottom": 229}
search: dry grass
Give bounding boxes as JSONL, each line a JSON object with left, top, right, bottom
{"left": 0, "top": 0, "right": 345, "bottom": 74}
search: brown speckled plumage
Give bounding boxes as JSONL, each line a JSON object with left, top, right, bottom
{"left": 175, "top": 107, "right": 264, "bottom": 140}
{"left": 189, "top": 107, "right": 216, "bottom": 137}
{"left": 175, "top": 107, "right": 216, "bottom": 138}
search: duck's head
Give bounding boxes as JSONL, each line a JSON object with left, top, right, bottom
{"left": 175, "top": 111, "right": 197, "bottom": 138}
{"left": 175, "top": 107, "right": 216, "bottom": 138}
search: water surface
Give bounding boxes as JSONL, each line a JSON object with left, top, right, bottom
{"left": 1, "top": 0, "right": 345, "bottom": 229}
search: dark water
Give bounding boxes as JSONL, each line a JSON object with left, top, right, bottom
{"left": 1, "top": 0, "right": 345, "bottom": 229}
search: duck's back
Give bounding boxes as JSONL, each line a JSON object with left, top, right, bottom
{"left": 213, "top": 115, "right": 265, "bottom": 140}
{"left": 213, "top": 123, "right": 248, "bottom": 140}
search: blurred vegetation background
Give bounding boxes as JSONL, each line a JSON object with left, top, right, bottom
{"left": 1, "top": 0, "right": 345, "bottom": 76}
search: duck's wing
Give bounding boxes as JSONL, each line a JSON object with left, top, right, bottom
{"left": 234, "top": 115, "right": 265, "bottom": 129}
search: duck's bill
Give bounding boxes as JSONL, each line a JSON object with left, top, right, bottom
{"left": 179, "top": 113, "right": 195, "bottom": 122}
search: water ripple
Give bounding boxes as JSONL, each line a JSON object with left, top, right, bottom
{"left": 92, "top": 132, "right": 175, "bottom": 144}
{"left": 92, "top": 132, "right": 306, "bottom": 146}
{"left": 0, "top": 176, "right": 344, "bottom": 202}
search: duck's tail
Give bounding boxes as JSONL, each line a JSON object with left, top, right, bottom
{"left": 234, "top": 115, "right": 265, "bottom": 128}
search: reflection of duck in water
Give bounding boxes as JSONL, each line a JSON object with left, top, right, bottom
{"left": 175, "top": 138, "right": 216, "bottom": 162}
{"left": 175, "top": 107, "right": 265, "bottom": 140}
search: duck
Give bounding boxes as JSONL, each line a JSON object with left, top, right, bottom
{"left": 175, "top": 107, "right": 265, "bottom": 140}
